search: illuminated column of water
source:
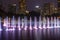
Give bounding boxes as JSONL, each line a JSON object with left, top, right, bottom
{"left": 3, "top": 17, "right": 6, "bottom": 28}
{"left": 54, "top": 17, "right": 57, "bottom": 28}
{"left": 8, "top": 17, "right": 11, "bottom": 28}
{"left": 43, "top": 17, "right": 46, "bottom": 29}
{"left": 10, "top": 16, "right": 16, "bottom": 31}
{"left": 29, "top": 17, "right": 32, "bottom": 30}
{"left": 47, "top": 17, "right": 50, "bottom": 28}
{"left": 0, "top": 17, "right": 2, "bottom": 31}
{"left": 33, "top": 17, "right": 37, "bottom": 30}
{"left": 51, "top": 17, "right": 54, "bottom": 28}
{"left": 39, "top": 16, "right": 42, "bottom": 29}
{"left": 21, "top": 18, "right": 24, "bottom": 29}
{"left": 18, "top": 17, "right": 21, "bottom": 30}
{"left": 6, "top": 17, "right": 9, "bottom": 31}
{"left": 3, "top": 17, "right": 9, "bottom": 31}
{"left": 24, "top": 16, "right": 27, "bottom": 30}
{"left": 0, "top": 17, "right": 2, "bottom": 40}
{"left": 56, "top": 17, "right": 60, "bottom": 28}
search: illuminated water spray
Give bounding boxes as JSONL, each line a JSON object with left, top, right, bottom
{"left": 50, "top": 17, "right": 54, "bottom": 28}
{"left": 33, "top": 17, "right": 38, "bottom": 30}
{"left": 24, "top": 16, "right": 27, "bottom": 30}
{"left": 3, "top": 17, "right": 9, "bottom": 31}
{"left": 39, "top": 16, "right": 42, "bottom": 29}
{"left": 54, "top": 17, "right": 57, "bottom": 28}
{"left": 0, "top": 17, "right": 2, "bottom": 31}
{"left": 47, "top": 17, "right": 50, "bottom": 28}
{"left": 43, "top": 17, "right": 46, "bottom": 29}
{"left": 10, "top": 16, "right": 16, "bottom": 31}
{"left": 1, "top": 16, "right": 60, "bottom": 31}
{"left": 56, "top": 17, "right": 60, "bottom": 28}
{"left": 18, "top": 17, "right": 21, "bottom": 30}
{"left": 29, "top": 17, "right": 32, "bottom": 30}
{"left": 21, "top": 18, "right": 24, "bottom": 28}
{"left": 5, "top": 17, "right": 9, "bottom": 31}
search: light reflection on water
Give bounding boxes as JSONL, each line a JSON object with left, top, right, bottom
{"left": 0, "top": 28, "right": 60, "bottom": 40}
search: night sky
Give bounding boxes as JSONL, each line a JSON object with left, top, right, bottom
{"left": 0, "top": 0, "right": 58, "bottom": 12}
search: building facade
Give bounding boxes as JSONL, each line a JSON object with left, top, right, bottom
{"left": 18, "top": 0, "right": 26, "bottom": 14}
{"left": 43, "top": 3, "right": 56, "bottom": 15}
{"left": 57, "top": 0, "right": 60, "bottom": 13}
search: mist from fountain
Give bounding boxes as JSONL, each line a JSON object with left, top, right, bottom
{"left": 17, "top": 17, "right": 21, "bottom": 30}
{"left": 0, "top": 17, "right": 2, "bottom": 31}
{"left": 43, "top": 17, "right": 46, "bottom": 29}
{"left": 1, "top": 16, "right": 60, "bottom": 31}
{"left": 33, "top": 17, "right": 38, "bottom": 30}
{"left": 24, "top": 16, "right": 28, "bottom": 30}
{"left": 10, "top": 16, "right": 16, "bottom": 31}
{"left": 39, "top": 16, "right": 42, "bottom": 29}
{"left": 29, "top": 17, "right": 32, "bottom": 30}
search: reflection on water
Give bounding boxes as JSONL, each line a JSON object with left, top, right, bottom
{"left": 0, "top": 28, "right": 60, "bottom": 40}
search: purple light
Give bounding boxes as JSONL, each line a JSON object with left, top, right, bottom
{"left": 6, "top": 28, "right": 15, "bottom": 31}
{"left": 24, "top": 27, "right": 27, "bottom": 30}
{"left": 18, "top": 28, "right": 21, "bottom": 30}
{"left": 17, "top": 17, "right": 21, "bottom": 30}
{"left": 0, "top": 29, "right": 2, "bottom": 31}
{"left": 39, "top": 16, "right": 42, "bottom": 29}
{"left": 39, "top": 27, "right": 42, "bottom": 29}
{"left": 29, "top": 27, "right": 32, "bottom": 30}
{"left": 1, "top": 16, "right": 60, "bottom": 31}
{"left": 33, "top": 27, "right": 38, "bottom": 30}
{"left": 43, "top": 17, "right": 46, "bottom": 29}
{"left": 0, "top": 17, "right": 2, "bottom": 31}
{"left": 34, "top": 17, "right": 38, "bottom": 30}
{"left": 3, "top": 17, "right": 8, "bottom": 27}
{"left": 21, "top": 19, "right": 24, "bottom": 28}
{"left": 29, "top": 17, "right": 32, "bottom": 30}
{"left": 24, "top": 16, "right": 28, "bottom": 30}
{"left": 11, "top": 16, "right": 16, "bottom": 29}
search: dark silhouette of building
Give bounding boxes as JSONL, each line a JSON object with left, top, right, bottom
{"left": 57, "top": 0, "right": 60, "bottom": 13}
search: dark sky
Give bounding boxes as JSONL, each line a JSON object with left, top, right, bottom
{"left": 0, "top": 0, "right": 58, "bottom": 12}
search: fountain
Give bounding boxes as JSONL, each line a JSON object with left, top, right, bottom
{"left": 3, "top": 17, "right": 9, "bottom": 31}
{"left": 17, "top": 17, "right": 21, "bottom": 30}
{"left": 43, "top": 17, "right": 46, "bottom": 29}
{"left": 10, "top": 16, "right": 16, "bottom": 31}
{"left": 54, "top": 17, "right": 57, "bottom": 28}
{"left": 50, "top": 17, "right": 54, "bottom": 28}
{"left": 56, "top": 17, "right": 60, "bottom": 28}
{"left": 24, "top": 16, "right": 28, "bottom": 30}
{"left": 39, "top": 16, "right": 42, "bottom": 29}
{"left": 21, "top": 18, "right": 24, "bottom": 29}
{"left": 1, "top": 16, "right": 60, "bottom": 30}
{"left": 0, "top": 17, "right": 2, "bottom": 31}
{"left": 33, "top": 17, "right": 38, "bottom": 30}
{"left": 29, "top": 17, "right": 32, "bottom": 30}
{"left": 47, "top": 17, "right": 50, "bottom": 28}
